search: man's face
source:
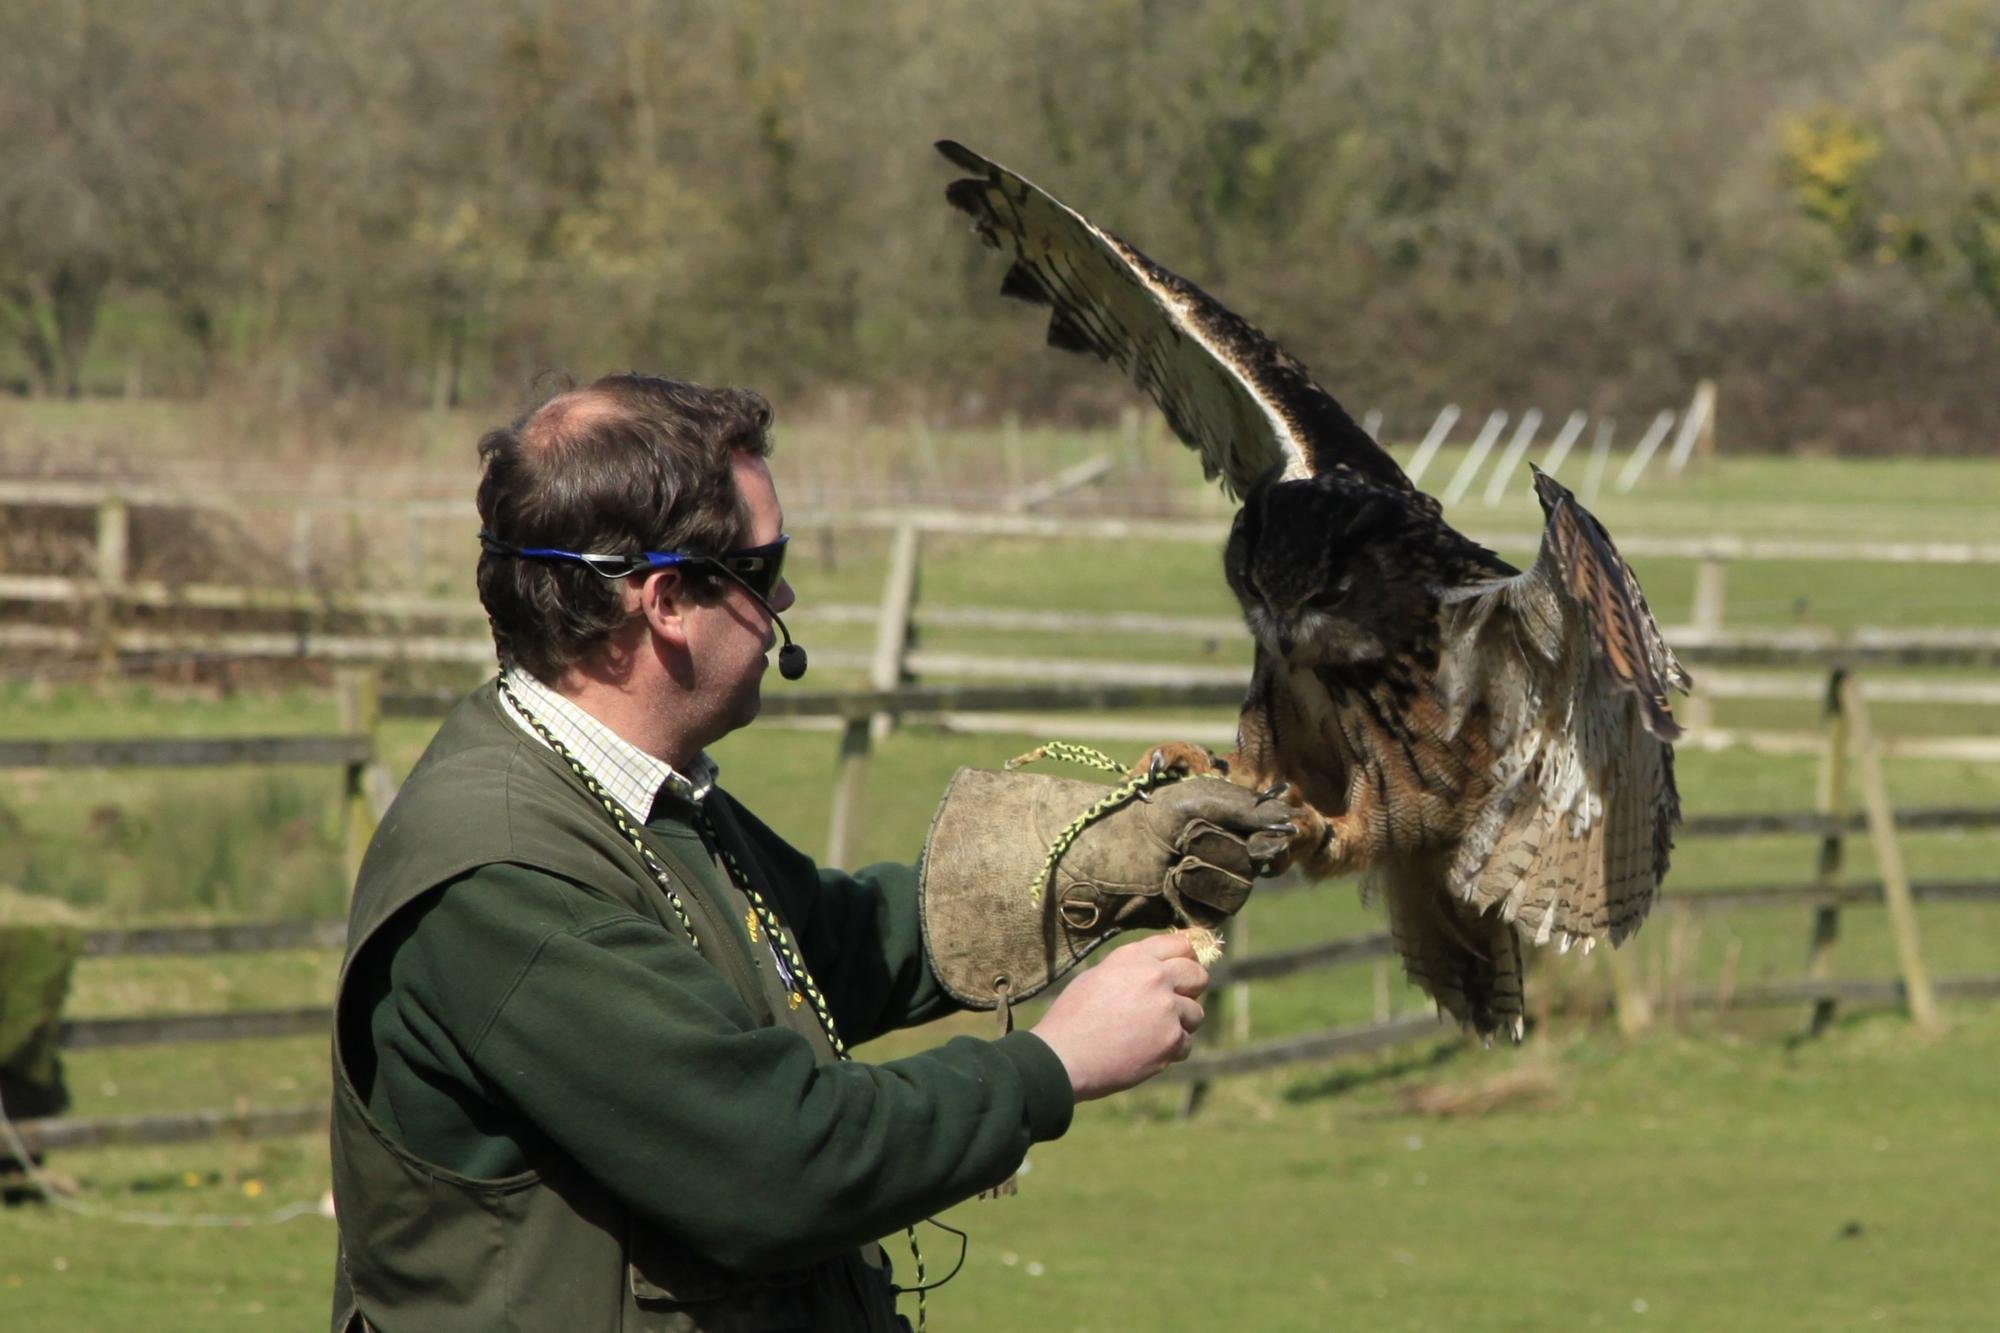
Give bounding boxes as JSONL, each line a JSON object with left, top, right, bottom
{"left": 679, "top": 450, "right": 795, "bottom": 737}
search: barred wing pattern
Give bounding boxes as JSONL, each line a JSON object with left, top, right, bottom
{"left": 1435, "top": 468, "right": 1685, "bottom": 954}
{"left": 938, "top": 140, "right": 1406, "bottom": 499}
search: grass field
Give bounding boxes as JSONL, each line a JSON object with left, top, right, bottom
{"left": 3, "top": 413, "right": 1998, "bottom": 1329}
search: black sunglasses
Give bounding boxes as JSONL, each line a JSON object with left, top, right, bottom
{"left": 479, "top": 533, "right": 790, "bottom": 600}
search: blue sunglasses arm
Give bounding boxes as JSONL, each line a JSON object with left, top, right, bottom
{"left": 482, "top": 533, "right": 690, "bottom": 573}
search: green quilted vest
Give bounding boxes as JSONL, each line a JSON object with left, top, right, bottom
{"left": 328, "top": 682, "right": 904, "bottom": 1332}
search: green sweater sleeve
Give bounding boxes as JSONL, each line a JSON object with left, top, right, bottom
{"left": 706, "top": 794, "right": 958, "bottom": 1045}
{"left": 362, "top": 862, "right": 1073, "bottom": 1275}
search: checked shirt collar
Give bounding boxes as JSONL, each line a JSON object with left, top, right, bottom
{"left": 498, "top": 666, "right": 718, "bottom": 822}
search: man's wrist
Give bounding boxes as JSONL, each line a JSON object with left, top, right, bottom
{"left": 990, "top": 1030, "right": 1076, "bottom": 1141}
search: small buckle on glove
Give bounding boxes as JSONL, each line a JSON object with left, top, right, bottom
{"left": 1058, "top": 896, "right": 1101, "bottom": 932}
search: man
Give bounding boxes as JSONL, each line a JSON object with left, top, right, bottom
{"left": 329, "top": 373, "right": 1290, "bottom": 1331}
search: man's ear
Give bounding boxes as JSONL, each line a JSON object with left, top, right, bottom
{"left": 636, "top": 569, "right": 690, "bottom": 649}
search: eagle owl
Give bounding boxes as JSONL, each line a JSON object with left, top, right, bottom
{"left": 940, "top": 141, "right": 1688, "bottom": 1039}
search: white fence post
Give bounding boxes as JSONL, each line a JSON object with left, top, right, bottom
{"left": 1615, "top": 410, "right": 1678, "bottom": 493}
{"left": 1481, "top": 409, "right": 1544, "bottom": 507}
{"left": 1582, "top": 420, "right": 1615, "bottom": 503}
{"left": 1440, "top": 410, "right": 1508, "bottom": 506}
{"left": 1536, "top": 410, "right": 1589, "bottom": 481}
{"left": 1667, "top": 381, "right": 1718, "bottom": 474}
{"left": 1404, "top": 405, "right": 1460, "bottom": 485}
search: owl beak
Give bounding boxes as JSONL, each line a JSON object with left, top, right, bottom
{"left": 1275, "top": 623, "right": 1296, "bottom": 658}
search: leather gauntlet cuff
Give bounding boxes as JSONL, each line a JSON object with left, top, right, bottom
{"left": 917, "top": 767, "right": 1134, "bottom": 1010}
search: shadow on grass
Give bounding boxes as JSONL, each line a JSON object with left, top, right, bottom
{"left": 1777, "top": 1001, "right": 1918, "bottom": 1053}
{"left": 1279, "top": 1038, "right": 1469, "bottom": 1105}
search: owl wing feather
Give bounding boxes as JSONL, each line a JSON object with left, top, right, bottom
{"left": 938, "top": 140, "right": 1408, "bottom": 498}
{"left": 1436, "top": 467, "right": 1685, "bottom": 949}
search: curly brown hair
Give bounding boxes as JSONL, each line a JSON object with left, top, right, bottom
{"left": 474, "top": 373, "right": 774, "bottom": 683}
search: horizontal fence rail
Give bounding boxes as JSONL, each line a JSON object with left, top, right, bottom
{"left": 58, "top": 1007, "right": 332, "bottom": 1051}
{"left": 10, "top": 472, "right": 2000, "bottom": 559}
{"left": 7, "top": 1104, "right": 327, "bottom": 1155}
{"left": 1159, "top": 1012, "right": 1452, "bottom": 1083}
{"left": 81, "top": 919, "right": 347, "bottom": 958}
{"left": 11, "top": 617, "right": 2000, "bottom": 679}
{"left": 1685, "top": 973, "right": 2000, "bottom": 1011}
{"left": 0, "top": 734, "right": 370, "bottom": 769}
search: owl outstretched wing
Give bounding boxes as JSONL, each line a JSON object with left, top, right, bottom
{"left": 1435, "top": 466, "right": 1689, "bottom": 949}
{"left": 938, "top": 139, "right": 1408, "bottom": 499}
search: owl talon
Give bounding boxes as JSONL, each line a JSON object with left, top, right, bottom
{"left": 1130, "top": 742, "right": 1224, "bottom": 785}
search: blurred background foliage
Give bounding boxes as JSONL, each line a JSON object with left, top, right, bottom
{"left": 1, "top": 0, "right": 1997, "bottom": 452}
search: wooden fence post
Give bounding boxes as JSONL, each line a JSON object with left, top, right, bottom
{"left": 338, "top": 670, "right": 382, "bottom": 889}
{"left": 1606, "top": 943, "right": 1654, "bottom": 1036}
{"left": 1839, "top": 674, "right": 1943, "bottom": 1033}
{"left": 911, "top": 419, "right": 943, "bottom": 498}
{"left": 1804, "top": 668, "right": 1850, "bottom": 1036}
{"left": 1116, "top": 406, "right": 1143, "bottom": 479}
{"left": 1691, "top": 559, "right": 1728, "bottom": 633}
{"left": 93, "top": 492, "right": 129, "bottom": 666}
{"left": 868, "top": 523, "right": 921, "bottom": 744}
{"left": 1683, "top": 557, "right": 1728, "bottom": 731}
{"left": 404, "top": 508, "right": 427, "bottom": 595}
{"left": 826, "top": 526, "right": 923, "bottom": 867}
{"left": 824, "top": 715, "right": 873, "bottom": 871}
{"left": 1229, "top": 910, "right": 1252, "bottom": 1043}
{"left": 1666, "top": 380, "right": 1718, "bottom": 474}
{"left": 291, "top": 510, "right": 315, "bottom": 583}
{"left": 1001, "top": 413, "right": 1025, "bottom": 498}
{"left": 1693, "top": 379, "right": 1718, "bottom": 471}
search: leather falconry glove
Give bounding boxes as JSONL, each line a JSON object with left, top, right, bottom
{"left": 918, "top": 767, "right": 1293, "bottom": 1012}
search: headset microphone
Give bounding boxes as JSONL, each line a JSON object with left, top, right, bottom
{"left": 711, "top": 564, "right": 808, "bottom": 681}
{"left": 759, "top": 599, "right": 807, "bottom": 680}
{"left": 777, "top": 637, "right": 808, "bottom": 681}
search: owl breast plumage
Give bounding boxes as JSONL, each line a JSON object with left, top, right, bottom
{"left": 941, "top": 141, "right": 1688, "bottom": 1038}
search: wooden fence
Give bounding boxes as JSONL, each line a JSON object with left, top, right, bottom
{"left": 7, "top": 464, "right": 2000, "bottom": 687}
{"left": 5, "top": 661, "right": 1997, "bottom": 1152}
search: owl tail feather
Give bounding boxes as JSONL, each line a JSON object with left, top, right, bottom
{"left": 1379, "top": 851, "right": 1526, "bottom": 1041}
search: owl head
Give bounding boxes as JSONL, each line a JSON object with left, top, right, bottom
{"left": 1224, "top": 470, "right": 1434, "bottom": 667}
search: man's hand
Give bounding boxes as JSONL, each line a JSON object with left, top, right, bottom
{"left": 1030, "top": 934, "right": 1208, "bottom": 1102}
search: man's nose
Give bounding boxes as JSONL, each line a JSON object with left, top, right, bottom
{"left": 771, "top": 578, "right": 796, "bottom": 614}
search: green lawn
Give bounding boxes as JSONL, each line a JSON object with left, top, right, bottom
{"left": 6, "top": 1008, "right": 1998, "bottom": 1330}
{"left": 2, "top": 691, "right": 1997, "bottom": 1330}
